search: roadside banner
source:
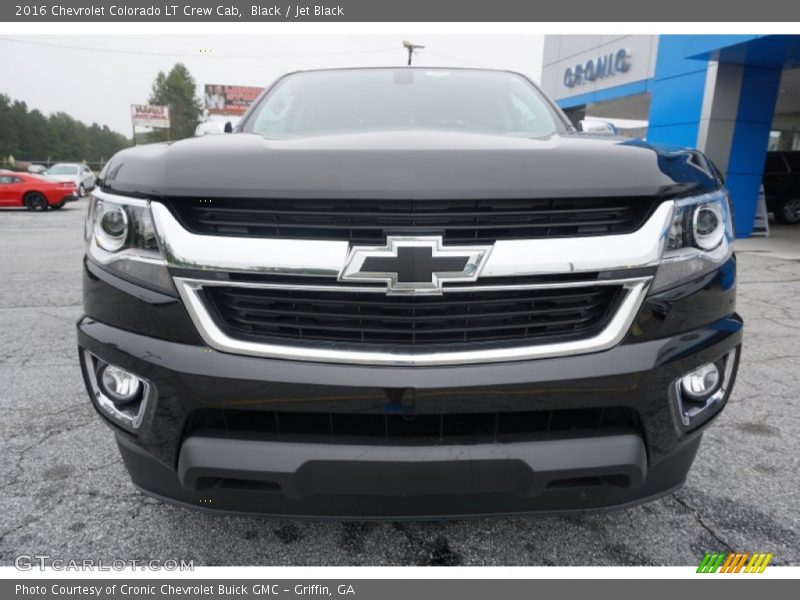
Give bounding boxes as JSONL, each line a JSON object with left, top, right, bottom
{"left": 205, "top": 84, "right": 264, "bottom": 116}
{"left": 130, "top": 104, "right": 170, "bottom": 129}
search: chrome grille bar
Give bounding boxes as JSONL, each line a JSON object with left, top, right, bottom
{"left": 150, "top": 199, "right": 673, "bottom": 278}
{"left": 174, "top": 276, "right": 651, "bottom": 366}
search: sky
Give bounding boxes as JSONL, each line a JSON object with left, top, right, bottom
{"left": 0, "top": 35, "right": 544, "bottom": 136}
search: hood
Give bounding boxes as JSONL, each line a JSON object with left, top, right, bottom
{"left": 100, "top": 131, "right": 723, "bottom": 200}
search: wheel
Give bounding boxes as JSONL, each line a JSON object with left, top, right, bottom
{"left": 24, "top": 192, "right": 48, "bottom": 211}
{"left": 774, "top": 197, "right": 800, "bottom": 225}
{"left": 79, "top": 184, "right": 86, "bottom": 197}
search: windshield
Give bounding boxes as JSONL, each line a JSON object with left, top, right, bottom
{"left": 47, "top": 165, "right": 78, "bottom": 175}
{"left": 246, "top": 69, "right": 562, "bottom": 139}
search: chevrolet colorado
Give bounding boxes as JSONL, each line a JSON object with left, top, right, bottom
{"left": 77, "top": 68, "right": 741, "bottom": 518}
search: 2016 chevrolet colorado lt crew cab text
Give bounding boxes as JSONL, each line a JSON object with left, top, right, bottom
{"left": 77, "top": 67, "right": 741, "bottom": 518}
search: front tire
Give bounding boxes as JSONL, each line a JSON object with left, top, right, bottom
{"left": 24, "top": 192, "right": 48, "bottom": 211}
{"left": 774, "top": 197, "right": 800, "bottom": 224}
{"left": 79, "top": 184, "right": 86, "bottom": 197}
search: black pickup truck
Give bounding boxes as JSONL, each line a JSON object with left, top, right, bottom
{"left": 763, "top": 150, "right": 800, "bottom": 224}
{"left": 77, "top": 67, "right": 741, "bottom": 518}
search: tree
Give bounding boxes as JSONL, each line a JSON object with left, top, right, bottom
{"left": 147, "top": 63, "right": 202, "bottom": 142}
{"left": 0, "top": 95, "right": 21, "bottom": 158}
{"left": 0, "top": 93, "right": 130, "bottom": 167}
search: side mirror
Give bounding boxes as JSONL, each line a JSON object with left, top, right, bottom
{"left": 224, "top": 121, "right": 233, "bottom": 133}
{"left": 578, "top": 119, "right": 618, "bottom": 135}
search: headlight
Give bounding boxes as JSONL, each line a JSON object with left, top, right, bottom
{"left": 95, "top": 202, "right": 128, "bottom": 252}
{"left": 85, "top": 192, "right": 175, "bottom": 295}
{"left": 653, "top": 190, "right": 734, "bottom": 292}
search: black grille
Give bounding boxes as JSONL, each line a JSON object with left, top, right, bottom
{"left": 203, "top": 284, "right": 622, "bottom": 347}
{"left": 187, "top": 407, "right": 639, "bottom": 445}
{"left": 165, "top": 196, "right": 661, "bottom": 243}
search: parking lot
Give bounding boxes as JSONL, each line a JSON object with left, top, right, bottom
{"left": 0, "top": 201, "right": 798, "bottom": 566}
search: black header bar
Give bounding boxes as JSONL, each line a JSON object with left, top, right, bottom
{"left": 2, "top": 0, "right": 800, "bottom": 22}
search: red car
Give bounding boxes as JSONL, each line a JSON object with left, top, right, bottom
{"left": 0, "top": 172, "right": 79, "bottom": 210}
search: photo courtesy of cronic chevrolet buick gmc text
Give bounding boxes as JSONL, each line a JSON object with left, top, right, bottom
{"left": 77, "top": 68, "right": 741, "bottom": 518}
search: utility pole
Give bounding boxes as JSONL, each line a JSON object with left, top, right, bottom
{"left": 130, "top": 106, "right": 138, "bottom": 146}
{"left": 402, "top": 40, "right": 425, "bottom": 66}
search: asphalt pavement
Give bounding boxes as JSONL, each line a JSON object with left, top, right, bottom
{"left": 0, "top": 201, "right": 798, "bottom": 566}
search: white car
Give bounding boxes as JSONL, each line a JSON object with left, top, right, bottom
{"left": 194, "top": 117, "right": 239, "bottom": 136}
{"left": 46, "top": 163, "right": 96, "bottom": 197}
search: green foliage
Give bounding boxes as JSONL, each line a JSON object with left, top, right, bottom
{"left": 0, "top": 94, "right": 130, "bottom": 165}
{"left": 0, "top": 62, "right": 201, "bottom": 165}
{"left": 147, "top": 63, "right": 203, "bottom": 142}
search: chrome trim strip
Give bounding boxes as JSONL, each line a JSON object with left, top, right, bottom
{"left": 150, "top": 201, "right": 350, "bottom": 277}
{"left": 175, "top": 276, "right": 648, "bottom": 294}
{"left": 482, "top": 201, "right": 673, "bottom": 277}
{"left": 173, "top": 276, "right": 651, "bottom": 366}
{"left": 144, "top": 194, "right": 674, "bottom": 277}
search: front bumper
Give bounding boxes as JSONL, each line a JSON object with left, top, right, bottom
{"left": 77, "top": 257, "right": 741, "bottom": 518}
{"left": 117, "top": 428, "right": 701, "bottom": 519}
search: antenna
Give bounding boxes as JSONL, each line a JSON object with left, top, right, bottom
{"left": 402, "top": 40, "right": 425, "bottom": 66}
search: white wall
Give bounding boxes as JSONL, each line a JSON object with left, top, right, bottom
{"left": 541, "top": 35, "right": 659, "bottom": 101}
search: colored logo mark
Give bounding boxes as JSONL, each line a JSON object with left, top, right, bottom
{"left": 697, "top": 552, "right": 773, "bottom": 573}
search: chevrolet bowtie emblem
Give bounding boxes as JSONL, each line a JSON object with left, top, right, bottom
{"left": 338, "top": 236, "right": 493, "bottom": 295}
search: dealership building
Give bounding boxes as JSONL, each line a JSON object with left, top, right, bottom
{"left": 541, "top": 35, "right": 800, "bottom": 237}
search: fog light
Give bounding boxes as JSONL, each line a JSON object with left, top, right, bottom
{"left": 674, "top": 349, "right": 737, "bottom": 429}
{"left": 99, "top": 364, "right": 142, "bottom": 404}
{"left": 680, "top": 363, "right": 720, "bottom": 400}
{"left": 81, "top": 350, "right": 152, "bottom": 432}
